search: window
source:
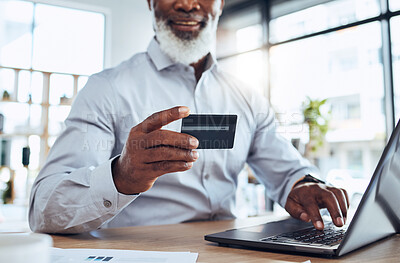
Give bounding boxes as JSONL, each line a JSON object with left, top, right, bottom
{"left": 390, "top": 0, "right": 400, "bottom": 11}
{"left": 392, "top": 16, "right": 400, "bottom": 121}
{"left": 32, "top": 4, "right": 104, "bottom": 75}
{"left": 267, "top": 0, "right": 392, "bottom": 208}
{"left": 0, "top": 1, "right": 34, "bottom": 68}
{"left": 0, "top": 1, "right": 104, "bottom": 74}
{"left": 218, "top": 0, "right": 398, "bottom": 213}
{"left": 347, "top": 149, "right": 363, "bottom": 170}
{"left": 270, "top": 23, "right": 385, "bottom": 142}
{"left": 218, "top": 50, "right": 268, "bottom": 95}
{"left": 270, "top": 0, "right": 380, "bottom": 43}
{"left": 217, "top": 4, "right": 268, "bottom": 94}
{"left": 330, "top": 95, "right": 361, "bottom": 120}
{"left": 0, "top": 0, "right": 105, "bottom": 203}
{"left": 270, "top": 22, "right": 387, "bottom": 182}
{"left": 217, "top": 5, "right": 263, "bottom": 58}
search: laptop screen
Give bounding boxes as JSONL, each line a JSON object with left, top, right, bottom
{"left": 338, "top": 119, "right": 400, "bottom": 256}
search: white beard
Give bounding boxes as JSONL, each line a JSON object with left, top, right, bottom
{"left": 153, "top": 14, "right": 218, "bottom": 65}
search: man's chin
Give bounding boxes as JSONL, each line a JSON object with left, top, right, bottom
{"left": 155, "top": 18, "right": 215, "bottom": 65}
{"left": 170, "top": 26, "right": 200, "bottom": 41}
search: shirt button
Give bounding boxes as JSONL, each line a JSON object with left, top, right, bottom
{"left": 103, "top": 200, "right": 112, "bottom": 208}
{"left": 205, "top": 174, "right": 210, "bottom": 180}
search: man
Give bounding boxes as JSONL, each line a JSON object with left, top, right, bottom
{"left": 29, "top": 0, "right": 349, "bottom": 234}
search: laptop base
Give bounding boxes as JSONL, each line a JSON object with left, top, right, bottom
{"left": 205, "top": 218, "right": 338, "bottom": 256}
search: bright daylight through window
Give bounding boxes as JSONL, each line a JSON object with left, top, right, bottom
{"left": 0, "top": 0, "right": 105, "bottom": 205}
{"left": 215, "top": 0, "right": 399, "bottom": 214}
{"left": 217, "top": 5, "right": 268, "bottom": 96}
{"left": 390, "top": 0, "right": 400, "bottom": 11}
{"left": 270, "top": 0, "right": 380, "bottom": 43}
{"left": 392, "top": 16, "right": 400, "bottom": 121}
{"left": 270, "top": 21, "right": 385, "bottom": 206}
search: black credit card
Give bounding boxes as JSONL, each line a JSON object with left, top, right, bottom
{"left": 181, "top": 114, "right": 237, "bottom": 149}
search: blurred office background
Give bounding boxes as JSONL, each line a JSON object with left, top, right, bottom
{"left": 0, "top": 0, "right": 399, "bottom": 230}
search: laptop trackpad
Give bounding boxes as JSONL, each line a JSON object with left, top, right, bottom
{"left": 240, "top": 217, "right": 313, "bottom": 237}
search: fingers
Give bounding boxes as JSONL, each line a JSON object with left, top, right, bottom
{"left": 302, "top": 199, "right": 325, "bottom": 230}
{"left": 286, "top": 194, "right": 324, "bottom": 230}
{"left": 142, "top": 147, "right": 199, "bottom": 163}
{"left": 318, "top": 190, "right": 344, "bottom": 227}
{"left": 114, "top": 107, "right": 194, "bottom": 195}
{"left": 286, "top": 184, "right": 349, "bottom": 230}
{"left": 137, "top": 106, "right": 190, "bottom": 133}
{"left": 328, "top": 187, "right": 349, "bottom": 221}
{"left": 342, "top": 188, "right": 350, "bottom": 208}
{"left": 144, "top": 130, "right": 199, "bottom": 150}
{"left": 146, "top": 161, "right": 193, "bottom": 176}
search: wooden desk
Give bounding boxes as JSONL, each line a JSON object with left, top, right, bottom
{"left": 52, "top": 216, "right": 400, "bottom": 263}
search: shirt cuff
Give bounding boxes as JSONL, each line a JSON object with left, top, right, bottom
{"left": 89, "top": 155, "right": 138, "bottom": 213}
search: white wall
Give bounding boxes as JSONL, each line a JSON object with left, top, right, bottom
{"left": 28, "top": 0, "right": 154, "bottom": 67}
{"left": 106, "top": 0, "right": 154, "bottom": 67}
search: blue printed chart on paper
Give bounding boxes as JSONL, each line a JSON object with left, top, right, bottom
{"left": 50, "top": 248, "right": 198, "bottom": 263}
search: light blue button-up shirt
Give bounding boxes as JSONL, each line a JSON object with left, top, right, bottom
{"left": 29, "top": 39, "right": 318, "bottom": 233}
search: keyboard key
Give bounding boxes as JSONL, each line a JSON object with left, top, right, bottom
{"left": 260, "top": 223, "right": 347, "bottom": 247}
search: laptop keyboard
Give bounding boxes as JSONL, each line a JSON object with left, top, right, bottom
{"left": 260, "top": 223, "right": 347, "bottom": 247}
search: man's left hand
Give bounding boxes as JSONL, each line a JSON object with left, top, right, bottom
{"left": 285, "top": 183, "right": 349, "bottom": 230}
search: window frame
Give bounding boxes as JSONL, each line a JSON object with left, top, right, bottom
{"left": 25, "top": 0, "right": 112, "bottom": 69}
{"left": 0, "top": 0, "right": 109, "bottom": 169}
{"left": 220, "top": 0, "right": 400, "bottom": 138}
{"left": 219, "top": 0, "right": 400, "bottom": 212}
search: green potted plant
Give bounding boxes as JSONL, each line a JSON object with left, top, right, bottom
{"left": 302, "top": 97, "right": 330, "bottom": 157}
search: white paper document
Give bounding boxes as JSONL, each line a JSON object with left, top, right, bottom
{"left": 50, "top": 247, "right": 198, "bottom": 263}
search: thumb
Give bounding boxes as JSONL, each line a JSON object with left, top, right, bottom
{"left": 137, "top": 106, "right": 190, "bottom": 133}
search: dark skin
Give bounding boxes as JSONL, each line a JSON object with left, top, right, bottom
{"left": 193, "top": 56, "right": 208, "bottom": 82}
{"left": 112, "top": 106, "right": 199, "bottom": 194}
{"left": 148, "top": 0, "right": 222, "bottom": 81}
{"left": 112, "top": 0, "right": 349, "bottom": 230}
{"left": 286, "top": 182, "right": 349, "bottom": 230}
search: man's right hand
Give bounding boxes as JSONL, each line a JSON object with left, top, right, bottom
{"left": 112, "top": 106, "right": 199, "bottom": 195}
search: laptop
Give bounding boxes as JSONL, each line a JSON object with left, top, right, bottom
{"left": 205, "top": 119, "right": 400, "bottom": 257}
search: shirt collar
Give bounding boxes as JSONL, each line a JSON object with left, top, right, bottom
{"left": 147, "top": 37, "right": 218, "bottom": 72}
{"left": 147, "top": 38, "right": 175, "bottom": 71}
{"left": 206, "top": 50, "right": 218, "bottom": 71}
